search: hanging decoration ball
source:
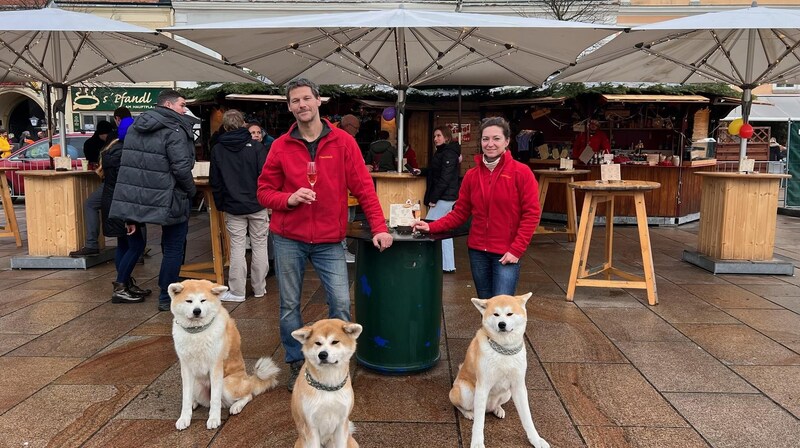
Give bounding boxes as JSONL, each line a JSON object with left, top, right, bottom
{"left": 382, "top": 107, "right": 396, "bottom": 121}
{"left": 738, "top": 123, "right": 754, "bottom": 139}
{"left": 728, "top": 118, "right": 744, "bottom": 136}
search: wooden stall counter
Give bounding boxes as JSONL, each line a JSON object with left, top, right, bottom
{"left": 529, "top": 161, "right": 716, "bottom": 224}
{"left": 683, "top": 172, "right": 792, "bottom": 275}
{"left": 370, "top": 172, "right": 427, "bottom": 219}
{"left": 18, "top": 170, "right": 101, "bottom": 257}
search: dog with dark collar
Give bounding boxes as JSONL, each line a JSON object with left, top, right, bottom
{"left": 450, "top": 293, "right": 549, "bottom": 448}
{"left": 290, "top": 318, "right": 362, "bottom": 447}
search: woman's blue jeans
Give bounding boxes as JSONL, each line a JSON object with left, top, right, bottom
{"left": 468, "top": 248, "right": 521, "bottom": 299}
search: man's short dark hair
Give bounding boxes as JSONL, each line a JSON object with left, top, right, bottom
{"left": 157, "top": 89, "right": 184, "bottom": 106}
{"left": 114, "top": 106, "right": 132, "bottom": 120}
{"left": 286, "top": 78, "right": 320, "bottom": 102}
{"left": 377, "top": 130, "right": 390, "bottom": 140}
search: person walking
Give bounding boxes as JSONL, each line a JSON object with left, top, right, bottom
{"left": 414, "top": 117, "right": 541, "bottom": 299}
{"left": 257, "top": 78, "right": 392, "bottom": 390}
{"left": 210, "top": 110, "right": 270, "bottom": 302}
{"left": 424, "top": 126, "right": 461, "bottom": 273}
{"left": 101, "top": 118, "right": 146, "bottom": 304}
{"left": 110, "top": 89, "right": 196, "bottom": 312}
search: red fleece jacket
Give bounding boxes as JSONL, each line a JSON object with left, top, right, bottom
{"left": 257, "top": 120, "right": 387, "bottom": 243}
{"left": 428, "top": 150, "right": 541, "bottom": 258}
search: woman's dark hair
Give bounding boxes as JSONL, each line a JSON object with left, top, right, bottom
{"left": 479, "top": 116, "right": 510, "bottom": 139}
{"left": 433, "top": 125, "right": 452, "bottom": 143}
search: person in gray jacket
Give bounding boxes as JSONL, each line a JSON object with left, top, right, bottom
{"left": 110, "top": 89, "right": 196, "bottom": 311}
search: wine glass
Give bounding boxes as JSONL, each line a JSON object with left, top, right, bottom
{"left": 307, "top": 162, "right": 317, "bottom": 189}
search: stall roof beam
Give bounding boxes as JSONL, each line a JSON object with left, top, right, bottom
{"left": 601, "top": 94, "right": 709, "bottom": 103}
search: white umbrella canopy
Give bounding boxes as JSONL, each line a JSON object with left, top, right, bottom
{"left": 166, "top": 8, "right": 619, "bottom": 88}
{"left": 0, "top": 6, "right": 260, "bottom": 155}
{"left": 0, "top": 7, "right": 258, "bottom": 85}
{"left": 554, "top": 4, "right": 800, "bottom": 164}
{"left": 166, "top": 8, "right": 620, "bottom": 170}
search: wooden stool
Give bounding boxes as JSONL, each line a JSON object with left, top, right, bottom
{"left": 0, "top": 168, "right": 22, "bottom": 247}
{"left": 179, "top": 179, "right": 230, "bottom": 285}
{"left": 532, "top": 169, "right": 590, "bottom": 242}
{"left": 566, "top": 180, "right": 661, "bottom": 306}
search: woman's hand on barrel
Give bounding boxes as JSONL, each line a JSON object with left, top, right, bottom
{"left": 412, "top": 220, "right": 430, "bottom": 233}
{"left": 499, "top": 252, "right": 519, "bottom": 265}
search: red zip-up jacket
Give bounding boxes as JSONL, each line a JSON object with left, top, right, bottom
{"left": 257, "top": 120, "right": 387, "bottom": 243}
{"left": 428, "top": 150, "right": 540, "bottom": 258}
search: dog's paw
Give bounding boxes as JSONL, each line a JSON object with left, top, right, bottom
{"left": 192, "top": 401, "right": 199, "bottom": 410}
{"left": 492, "top": 406, "right": 505, "bottom": 419}
{"left": 470, "top": 442, "right": 485, "bottom": 448}
{"left": 175, "top": 415, "right": 191, "bottom": 431}
{"left": 462, "top": 410, "right": 474, "bottom": 420}
{"left": 206, "top": 416, "right": 221, "bottom": 429}
{"left": 530, "top": 436, "right": 550, "bottom": 448}
{"left": 229, "top": 401, "right": 246, "bottom": 415}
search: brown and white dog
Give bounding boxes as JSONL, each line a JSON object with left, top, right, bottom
{"left": 450, "top": 293, "right": 549, "bottom": 448}
{"left": 291, "top": 318, "right": 362, "bottom": 448}
{"left": 170, "top": 279, "right": 279, "bottom": 430}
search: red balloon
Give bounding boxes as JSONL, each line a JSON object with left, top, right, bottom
{"left": 739, "top": 123, "right": 754, "bottom": 139}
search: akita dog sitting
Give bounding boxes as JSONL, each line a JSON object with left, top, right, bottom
{"left": 450, "top": 293, "right": 549, "bottom": 448}
{"left": 170, "top": 279, "right": 279, "bottom": 430}
{"left": 291, "top": 318, "right": 362, "bottom": 448}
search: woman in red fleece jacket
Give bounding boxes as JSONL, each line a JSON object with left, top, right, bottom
{"left": 414, "top": 117, "right": 541, "bottom": 299}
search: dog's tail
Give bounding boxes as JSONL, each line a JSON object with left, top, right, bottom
{"left": 250, "top": 357, "right": 280, "bottom": 395}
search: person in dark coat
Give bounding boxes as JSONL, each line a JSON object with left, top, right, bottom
{"left": 211, "top": 110, "right": 269, "bottom": 302}
{"left": 110, "top": 89, "right": 196, "bottom": 312}
{"left": 424, "top": 125, "right": 462, "bottom": 272}
{"left": 365, "top": 130, "right": 397, "bottom": 172}
{"left": 102, "top": 117, "right": 146, "bottom": 304}
{"left": 83, "top": 120, "right": 114, "bottom": 165}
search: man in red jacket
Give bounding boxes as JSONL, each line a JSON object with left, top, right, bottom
{"left": 257, "top": 78, "right": 392, "bottom": 391}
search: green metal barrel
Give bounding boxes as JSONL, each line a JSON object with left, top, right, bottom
{"left": 354, "top": 238, "right": 443, "bottom": 373}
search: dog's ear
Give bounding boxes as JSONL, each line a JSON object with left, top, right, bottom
{"left": 168, "top": 282, "right": 184, "bottom": 298}
{"left": 343, "top": 322, "right": 363, "bottom": 340}
{"left": 291, "top": 327, "right": 312, "bottom": 344}
{"left": 210, "top": 285, "right": 229, "bottom": 295}
{"left": 471, "top": 298, "right": 488, "bottom": 313}
{"left": 518, "top": 292, "right": 532, "bottom": 305}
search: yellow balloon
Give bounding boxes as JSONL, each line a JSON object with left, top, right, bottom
{"left": 728, "top": 118, "right": 744, "bottom": 136}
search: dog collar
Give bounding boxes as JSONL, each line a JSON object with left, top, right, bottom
{"left": 305, "top": 369, "right": 348, "bottom": 392}
{"left": 488, "top": 337, "right": 523, "bottom": 356}
{"left": 176, "top": 316, "right": 216, "bottom": 334}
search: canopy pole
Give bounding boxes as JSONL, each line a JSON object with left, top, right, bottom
{"left": 51, "top": 34, "right": 67, "bottom": 158}
{"left": 738, "top": 28, "right": 757, "bottom": 171}
{"left": 397, "top": 89, "right": 406, "bottom": 173}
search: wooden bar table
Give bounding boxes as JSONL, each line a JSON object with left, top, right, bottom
{"left": 532, "top": 168, "right": 590, "bottom": 242}
{"left": 566, "top": 180, "right": 661, "bottom": 305}
{"left": 682, "top": 172, "right": 792, "bottom": 274}
{"left": 17, "top": 170, "right": 101, "bottom": 256}
{"left": 370, "top": 172, "right": 427, "bottom": 219}
{"left": 179, "top": 178, "right": 230, "bottom": 285}
{"left": 0, "top": 167, "right": 22, "bottom": 247}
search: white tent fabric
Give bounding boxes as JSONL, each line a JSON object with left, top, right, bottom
{"left": 165, "top": 8, "right": 620, "bottom": 88}
{"left": 555, "top": 6, "right": 800, "bottom": 87}
{"left": 725, "top": 95, "right": 800, "bottom": 121}
{"left": 0, "top": 7, "right": 258, "bottom": 85}
{"left": 554, "top": 4, "right": 800, "bottom": 164}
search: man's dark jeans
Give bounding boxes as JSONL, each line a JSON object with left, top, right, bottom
{"left": 158, "top": 220, "right": 189, "bottom": 307}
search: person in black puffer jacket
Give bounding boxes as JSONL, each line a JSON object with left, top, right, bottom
{"left": 110, "top": 89, "right": 196, "bottom": 312}
{"left": 424, "top": 125, "right": 461, "bottom": 273}
{"left": 210, "top": 110, "right": 269, "bottom": 302}
{"left": 102, "top": 117, "right": 146, "bottom": 304}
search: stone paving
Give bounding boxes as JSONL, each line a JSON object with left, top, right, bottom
{"left": 1, "top": 201, "right": 800, "bottom": 447}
